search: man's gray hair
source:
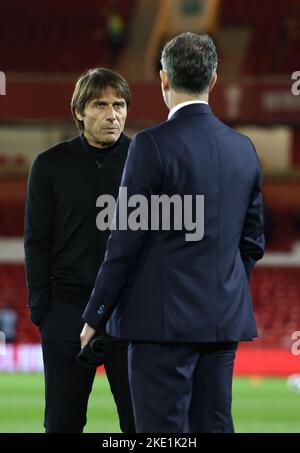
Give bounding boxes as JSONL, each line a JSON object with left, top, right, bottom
{"left": 161, "top": 32, "right": 218, "bottom": 95}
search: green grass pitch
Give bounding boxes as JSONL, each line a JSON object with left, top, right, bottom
{"left": 0, "top": 373, "right": 299, "bottom": 433}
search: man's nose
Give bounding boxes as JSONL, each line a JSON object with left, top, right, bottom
{"left": 106, "top": 105, "right": 117, "bottom": 122}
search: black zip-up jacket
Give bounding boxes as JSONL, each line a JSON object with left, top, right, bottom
{"left": 24, "top": 133, "right": 130, "bottom": 325}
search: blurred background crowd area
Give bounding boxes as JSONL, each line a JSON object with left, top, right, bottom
{"left": 0, "top": 0, "right": 300, "bottom": 377}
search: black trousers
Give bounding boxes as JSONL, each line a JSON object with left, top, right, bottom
{"left": 128, "top": 341, "right": 238, "bottom": 433}
{"left": 40, "top": 298, "right": 135, "bottom": 433}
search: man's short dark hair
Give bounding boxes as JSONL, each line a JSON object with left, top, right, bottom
{"left": 71, "top": 68, "right": 131, "bottom": 132}
{"left": 161, "top": 32, "right": 218, "bottom": 95}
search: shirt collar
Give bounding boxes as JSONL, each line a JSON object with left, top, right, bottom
{"left": 168, "top": 100, "right": 209, "bottom": 120}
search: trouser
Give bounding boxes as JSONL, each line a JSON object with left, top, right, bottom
{"left": 40, "top": 298, "right": 135, "bottom": 433}
{"left": 128, "top": 341, "right": 238, "bottom": 433}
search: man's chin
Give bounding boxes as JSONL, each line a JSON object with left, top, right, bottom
{"left": 101, "top": 132, "right": 121, "bottom": 146}
{"left": 97, "top": 138, "right": 118, "bottom": 148}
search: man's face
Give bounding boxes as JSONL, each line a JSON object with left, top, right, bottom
{"left": 160, "top": 69, "right": 170, "bottom": 109}
{"left": 77, "top": 88, "right": 127, "bottom": 148}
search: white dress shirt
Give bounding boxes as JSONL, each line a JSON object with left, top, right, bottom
{"left": 168, "top": 100, "right": 209, "bottom": 120}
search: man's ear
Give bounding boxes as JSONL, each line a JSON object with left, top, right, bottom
{"left": 209, "top": 73, "right": 217, "bottom": 93}
{"left": 160, "top": 70, "right": 170, "bottom": 91}
{"left": 75, "top": 110, "right": 84, "bottom": 121}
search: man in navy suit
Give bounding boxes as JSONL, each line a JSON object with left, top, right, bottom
{"left": 80, "top": 32, "right": 265, "bottom": 432}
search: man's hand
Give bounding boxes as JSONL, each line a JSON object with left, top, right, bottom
{"left": 80, "top": 323, "right": 96, "bottom": 349}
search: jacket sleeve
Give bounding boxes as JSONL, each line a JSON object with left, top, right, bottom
{"left": 83, "top": 131, "right": 163, "bottom": 329}
{"left": 239, "top": 153, "right": 265, "bottom": 279}
{"left": 24, "top": 155, "right": 54, "bottom": 326}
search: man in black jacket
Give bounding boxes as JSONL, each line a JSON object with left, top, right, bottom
{"left": 24, "top": 68, "right": 135, "bottom": 433}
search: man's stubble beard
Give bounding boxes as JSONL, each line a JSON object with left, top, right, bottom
{"left": 94, "top": 131, "right": 119, "bottom": 148}
{"left": 98, "top": 141, "right": 115, "bottom": 148}
{"left": 95, "top": 136, "right": 119, "bottom": 148}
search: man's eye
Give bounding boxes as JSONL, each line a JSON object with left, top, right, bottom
{"left": 114, "top": 103, "right": 124, "bottom": 109}
{"left": 96, "top": 103, "right": 106, "bottom": 108}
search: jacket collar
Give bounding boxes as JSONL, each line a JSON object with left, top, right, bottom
{"left": 170, "top": 103, "right": 212, "bottom": 120}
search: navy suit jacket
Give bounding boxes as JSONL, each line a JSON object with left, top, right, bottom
{"left": 83, "top": 104, "right": 265, "bottom": 342}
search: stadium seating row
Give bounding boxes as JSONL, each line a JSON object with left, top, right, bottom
{"left": 221, "top": 0, "right": 300, "bottom": 23}
{"left": 1, "top": 0, "right": 136, "bottom": 72}
{"left": 0, "top": 264, "right": 299, "bottom": 346}
{"left": 0, "top": 155, "right": 27, "bottom": 169}
{"left": 221, "top": 0, "right": 300, "bottom": 74}
{"left": 0, "top": 205, "right": 25, "bottom": 236}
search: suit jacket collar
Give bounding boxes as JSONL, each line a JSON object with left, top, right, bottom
{"left": 170, "top": 103, "right": 212, "bottom": 120}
